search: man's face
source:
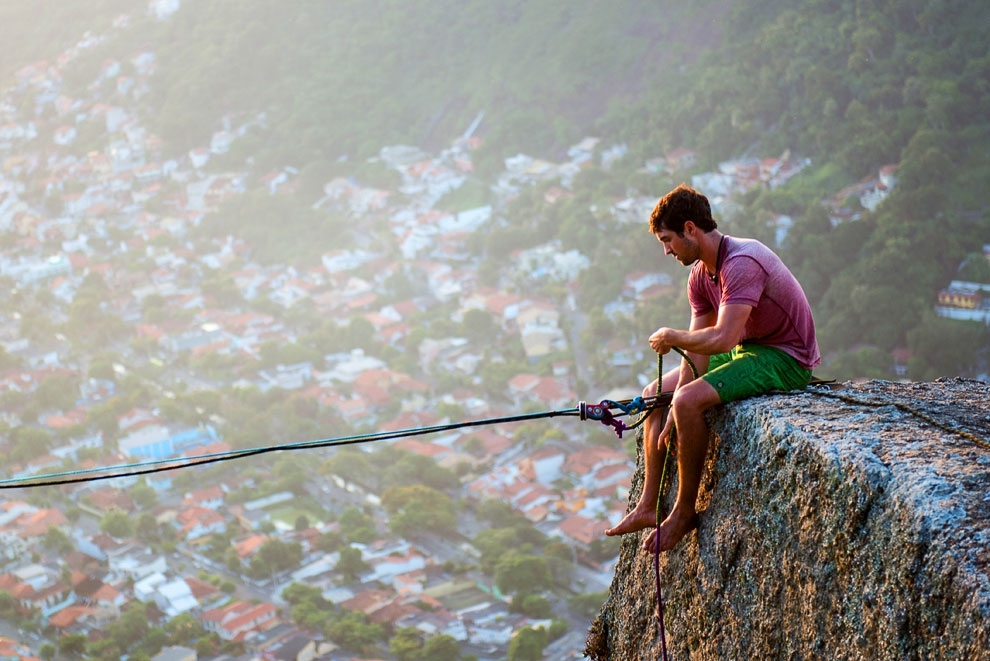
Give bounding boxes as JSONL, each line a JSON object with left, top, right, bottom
{"left": 656, "top": 226, "right": 700, "bottom": 266}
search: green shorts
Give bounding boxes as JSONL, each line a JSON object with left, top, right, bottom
{"left": 702, "top": 343, "right": 812, "bottom": 403}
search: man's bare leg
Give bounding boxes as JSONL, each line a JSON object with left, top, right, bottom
{"left": 605, "top": 367, "right": 679, "bottom": 537}
{"left": 643, "top": 377, "right": 721, "bottom": 553}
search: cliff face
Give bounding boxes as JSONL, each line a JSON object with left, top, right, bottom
{"left": 587, "top": 379, "right": 990, "bottom": 661}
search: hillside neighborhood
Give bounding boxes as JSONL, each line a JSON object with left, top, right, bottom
{"left": 0, "top": 5, "right": 985, "bottom": 661}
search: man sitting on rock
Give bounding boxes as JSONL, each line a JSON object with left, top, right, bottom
{"left": 605, "top": 183, "right": 821, "bottom": 553}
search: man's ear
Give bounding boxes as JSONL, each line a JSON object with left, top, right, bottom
{"left": 682, "top": 220, "right": 697, "bottom": 237}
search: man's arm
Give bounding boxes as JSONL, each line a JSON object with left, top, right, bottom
{"left": 651, "top": 303, "right": 753, "bottom": 358}
{"left": 675, "top": 310, "right": 715, "bottom": 388}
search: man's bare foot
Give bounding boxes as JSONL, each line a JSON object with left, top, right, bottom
{"left": 641, "top": 511, "right": 699, "bottom": 553}
{"left": 604, "top": 504, "right": 658, "bottom": 537}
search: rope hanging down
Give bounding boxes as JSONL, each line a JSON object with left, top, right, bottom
{"left": 652, "top": 347, "right": 700, "bottom": 661}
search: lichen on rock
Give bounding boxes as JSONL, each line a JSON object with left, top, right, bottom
{"left": 587, "top": 378, "right": 990, "bottom": 660}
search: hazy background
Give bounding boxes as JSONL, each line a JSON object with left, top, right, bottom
{"left": 2, "top": 0, "right": 987, "bottom": 381}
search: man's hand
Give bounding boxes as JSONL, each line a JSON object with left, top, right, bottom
{"left": 649, "top": 327, "right": 674, "bottom": 355}
{"left": 657, "top": 411, "right": 674, "bottom": 453}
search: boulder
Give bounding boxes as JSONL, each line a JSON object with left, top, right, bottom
{"left": 587, "top": 379, "right": 990, "bottom": 660}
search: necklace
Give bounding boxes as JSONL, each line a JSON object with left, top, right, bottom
{"left": 709, "top": 235, "right": 726, "bottom": 283}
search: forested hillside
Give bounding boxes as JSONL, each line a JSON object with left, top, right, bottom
{"left": 5, "top": 0, "right": 989, "bottom": 378}
{"left": 598, "top": 0, "right": 990, "bottom": 378}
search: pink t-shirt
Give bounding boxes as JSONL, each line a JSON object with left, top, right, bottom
{"left": 688, "top": 236, "right": 821, "bottom": 370}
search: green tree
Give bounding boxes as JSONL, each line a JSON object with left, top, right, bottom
{"left": 59, "top": 633, "right": 88, "bottom": 656}
{"left": 324, "top": 450, "right": 374, "bottom": 488}
{"left": 474, "top": 528, "right": 526, "bottom": 574}
{"left": 42, "top": 526, "right": 73, "bottom": 554}
{"left": 105, "top": 601, "right": 151, "bottom": 651}
{"left": 338, "top": 507, "right": 376, "bottom": 544}
{"left": 336, "top": 545, "right": 369, "bottom": 580}
{"left": 907, "top": 314, "right": 988, "bottom": 380}
{"left": 39, "top": 642, "right": 56, "bottom": 661}
{"left": 9, "top": 427, "right": 52, "bottom": 463}
{"left": 381, "top": 484, "right": 457, "bottom": 538}
{"left": 249, "top": 539, "right": 303, "bottom": 578}
{"left": 494, "top": 553, "right": 552, "bottom": 596}
{"left": 165, "top": 612, "right": 206, "bottom": 645}
{"left": 131, "top": 480, "right": 158, "bottom": 509}
{"left": 0, "top": 344, "right": 20, "bottom": 371}
{"left": 34, "top": 373, "right": 81, "bottom": 411}
{"left": 513, "top": 594, "right": 551, "bottom": 619}
{"left": 386, "top": 453, "right": 460, "bottom": 491}
{"left": 324, "top": 610, "right": 384, "bottom": 655}
{"left": 508, "top": 626, "right": 547, "bottom": 661}
{"left": 422, "top": 634, "right": 462, "bottom": 660}
{"left": 389, "top": 627, "right": 424, "bottom": 661}
{"left": 136, "top": 513, "right": 160, "bottom": 545}
{"left": 100, "top": 508, "right": 135, "bottom": 540}
{"left": 461, "top": 308, "right": 499, "bottom": 343}
{"left": 282, "top": 582, "right": 326, "bottom": 607}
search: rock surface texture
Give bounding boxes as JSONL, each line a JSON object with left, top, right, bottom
{"left": 587, "top": 379, "right": 990, "bottom": 660}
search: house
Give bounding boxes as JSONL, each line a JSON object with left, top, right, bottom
{"left": 563, "top": 446, "right": 630, "bottom": 479}
{"left": 589, "top": 463, "right": 632, "bottom": 497}
{"left": 554, "top": 513, "right": 605, "bottom": 552}
{"left": 340, "top": 588, "right": 393, "bottom": 618}
{"left": 73, "top": 575, "right": 125, "bottom": 614}
{"left": 935, "top": 281, "right": 990, "bottom": 324}
{"left": 85, "top": 487, "right": 135, "bottom": 514}
{"left": 175, "top": 504, "right": 226, "bottom": 540}
{"left": 21, "top": 579, "right": 74, "bottom": 617}
{"left": 118, "top": 423, "right": 220, "bottom": 461}
{"left": 321, "top": 248, "right": 376, "bottom": 275}
{"left": 519, "top": 447, "right": 566, "bottom": 485}
{"left": 11, "top": 564, "right": 50, "bottom": 591}
{"left": 183, "top": 485, "right": 225, "bottom": 509}
{"left": 395, "top": 606, "right": 469, "bottom": 642}
{"left": 184, "top": 576, "right": 223, "bottom": 607}
{"left": 53, "top": 125, "right": 77, "bottom": 146}
{"left": 623, "top": 271, "right": 673, "bottom": 300}
{"left": 510, "top": 483, "right": 558, "bottom": 522}
{"left": 263, "top": 632, "right": 317, "bottom": 661}
{"left": 664, "top": 147, "right": 698, "bottom": 173}
{"left": 201, "top": 600, "right": 280, "bottom": 641}
{"left": 7, "top": 507, "right": 68, "bottom": 541}
{"left": 365, "top": 551, "right": 427, "bottom": 584}
{"left": 210, "top": 130, "right": 235, "bottom": 155}
{"left": 48, "top": 604, "right": 98, "bottom": 631}
{"left": 524, "top": 376, "right": 576, "bottom": 411}
{"left": 520, "top": 325, "right": 567, "bottom": 360}
{"left": 234, "top": 533, "right": 269, "bottom": 560}
{"left": 188, "top": 146, "right": 210, "bottom": 169}
{"left": 462, "top": 602, "right": 514, "bottom": 646}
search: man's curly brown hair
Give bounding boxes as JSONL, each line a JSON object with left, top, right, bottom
{"left": 649, "top": 183, "right": 718, "bottom": 235}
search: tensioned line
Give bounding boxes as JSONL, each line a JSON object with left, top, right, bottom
{"left": 0, "top": 407, "right": 585, "bottom": 490}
